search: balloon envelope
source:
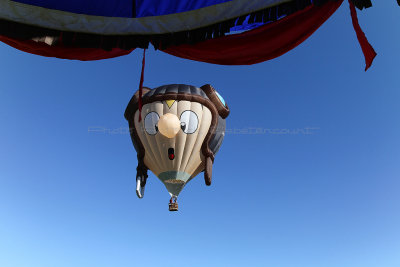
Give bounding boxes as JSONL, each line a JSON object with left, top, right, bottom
{"left": 125, "top": 84, "right": 229, "bottom": 197}
{"left": 0, "top": 0, "right": 348, "bottom": 62}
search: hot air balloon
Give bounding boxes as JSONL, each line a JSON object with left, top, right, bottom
{"left": 124, "top": 84, "right": 229, "bottom": 211}
{"left": 0, "top": 0, "right": 382, "bottom": 210}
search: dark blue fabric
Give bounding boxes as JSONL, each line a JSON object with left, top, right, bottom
{"left": 11, "top": 0, "right": 306, "bottom": 35}
{"left": 11, "top": 0, "right": 231, "bottom": 18}
{"left": 12, "top": 0, "right": 133, "bottom": 17}
{"left": 135, "top": 0, "right": 231, "bottom": 17}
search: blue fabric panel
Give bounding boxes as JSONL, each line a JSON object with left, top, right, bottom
{"left": 11, "top": 0, "right": 133, "bottom": 17}
{"left": 135, "top": 0, "right": 232, "bottom": 17}
{"left": 12, "top": 0, "right": 232, "bottom": 18}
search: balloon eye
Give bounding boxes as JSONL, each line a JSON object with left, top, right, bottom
{"left": 180, "top": 110, "right": 198, "bottom": 134}
{"left": 144, "top": 112, "right": 160, "bottom": 135}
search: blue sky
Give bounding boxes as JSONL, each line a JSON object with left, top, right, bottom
{"left": 1, "top": 2, "right": 399, "bottom": 267}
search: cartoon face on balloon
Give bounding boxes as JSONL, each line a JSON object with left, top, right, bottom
{"left": 125, "top": 84, "right": 229, "bottom": 198}
{"left": 136, "top": 99, "right": 212, "bottom": 195}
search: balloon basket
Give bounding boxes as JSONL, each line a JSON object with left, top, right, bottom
{"left": 169, "top": 202, "right": 178, "bottom": 211}
{"left": 169, "top": 196, "right": 178, "bottom": 211}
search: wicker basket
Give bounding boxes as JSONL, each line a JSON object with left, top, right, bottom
{"left": 169, "top": 202, "right": 178, "bottom": 211}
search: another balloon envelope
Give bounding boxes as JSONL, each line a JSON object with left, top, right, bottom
{"left": 0, "top": 0, "right": 373, "bottom": 64}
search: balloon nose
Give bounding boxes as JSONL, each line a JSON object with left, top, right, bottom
{"left": 158, "top": 113, "right": 180, "bottom": 138}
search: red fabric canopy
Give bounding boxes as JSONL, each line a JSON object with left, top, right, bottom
{"left": 0, "top": 35, "right": 133, "bottom": 61}
{"left": 162, "top": 1, "right": 343, "bottom": 65}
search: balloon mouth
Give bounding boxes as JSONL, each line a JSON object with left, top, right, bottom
{"left": 168, "top": 148, "right": 175, "bottom": 160}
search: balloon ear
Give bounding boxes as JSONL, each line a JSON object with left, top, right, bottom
{"left": 200, "top": 84, "right": 229, "bottom": 119}
{"left": 204, "top": 157, "right": 213, "bottom": 186}
{"left": 124, "top": 86, "right": 151, "bottom": 121}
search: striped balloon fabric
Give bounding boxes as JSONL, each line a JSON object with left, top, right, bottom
{"left": 0, "top": 0, "right": 377, "bottom": 67}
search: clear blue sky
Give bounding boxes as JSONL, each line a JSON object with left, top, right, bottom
{"left": 1, "top": 2, "right": 399, "bottom": 267}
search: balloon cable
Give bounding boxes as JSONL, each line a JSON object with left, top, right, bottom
{"left": 138, "top": 48, "right": 146, "bottom": 122}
